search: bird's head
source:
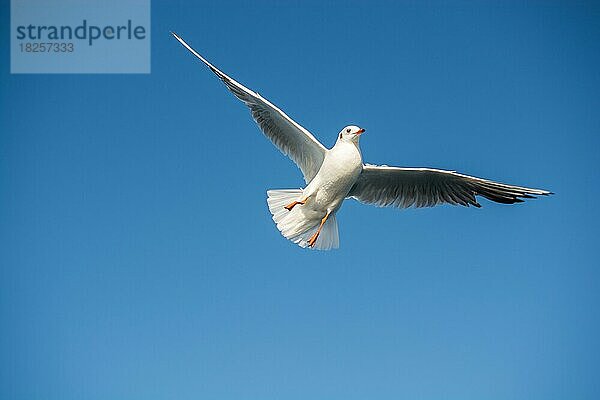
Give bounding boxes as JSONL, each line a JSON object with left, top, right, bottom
{"left": 338, "top": 125, "right": 365, "bottom": 143}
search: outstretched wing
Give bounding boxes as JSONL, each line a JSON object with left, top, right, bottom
{"left": 349, "top": 164, "right": 551, "bottom": 208}
{"left": 172, "top": 32, "right": 327, "bottom": 183}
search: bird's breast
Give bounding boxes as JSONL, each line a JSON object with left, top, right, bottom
{"left": 308, "top": 143, "right": 363, "bottom": 211}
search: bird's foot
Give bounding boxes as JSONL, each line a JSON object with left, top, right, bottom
{"left": 307, "top": 231, "right": 320, "bottom": 248}
{"left": 284, "top": 199, "right": 306, "bottom": 211}
{"left": 307, "top": 211, "right": 331, "bottom": 248}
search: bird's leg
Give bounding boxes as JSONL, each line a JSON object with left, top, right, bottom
{"left": 308, "top": 211, "right": 331, "bottom": 248}
{"left": 284, "top": 197, "right": 307, "bottom": 211}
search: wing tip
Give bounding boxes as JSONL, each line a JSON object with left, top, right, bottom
{"left": 170, "top": 31, "right": 182, "bottom": 42}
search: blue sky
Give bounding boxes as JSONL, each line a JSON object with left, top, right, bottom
{"left": 1, "top": 1, "right": 599, "bottom": 399}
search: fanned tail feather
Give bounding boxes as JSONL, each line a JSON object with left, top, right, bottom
{"left": 267, "top": 189, "right": 339, "bottom": 250}
{"left": 293, "top": 213, "right": 339, "bottom": 250}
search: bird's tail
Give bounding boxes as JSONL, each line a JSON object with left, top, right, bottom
{"left": 266, "top": 189, "right": 339, "bottom": 250}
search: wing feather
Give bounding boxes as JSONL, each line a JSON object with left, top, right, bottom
{"left": 349, "top": 165, "right": 551, "bottom": 209}
{"left": 172, "top": 32, "right": 327, "bottom": 183}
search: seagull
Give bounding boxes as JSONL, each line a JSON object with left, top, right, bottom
{"left": 172, "top": 32, "right": 551, "bottom": 250}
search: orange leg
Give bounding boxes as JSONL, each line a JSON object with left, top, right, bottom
{"left": 284, "top": 198, "right": 307, "bottom": 211}
{"left": 308, "top": 211, "right": 332, "bottom": 248}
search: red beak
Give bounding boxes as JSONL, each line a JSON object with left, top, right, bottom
{"left": 357, "top": 128, "right": 365, "bottom": 135}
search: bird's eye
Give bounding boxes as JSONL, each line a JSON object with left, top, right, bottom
{"left": 346, "top": 128, "right": 351, "bottom": 133}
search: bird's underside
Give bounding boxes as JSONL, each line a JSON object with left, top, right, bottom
{"left": 172, "top": 32, "right": 552, "bottom": 251}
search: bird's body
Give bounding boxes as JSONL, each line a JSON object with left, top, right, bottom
{"left": 308, "top": 140, "right": 363, "bottom": 213}
{"left": 172, "top": 32, "right": 551, "bottom": 250}
{"left": 267, "top": 139, "right": 363, "bottom": 249}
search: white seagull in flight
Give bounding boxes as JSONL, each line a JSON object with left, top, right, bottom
{"left": 172, "top": 32, "right": 551, "bottom": 250}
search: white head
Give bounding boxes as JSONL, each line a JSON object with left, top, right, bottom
{"left": 337, "top": 125, "right": 365, "bottom": 143}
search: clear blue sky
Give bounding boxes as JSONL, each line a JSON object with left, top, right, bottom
{"left": 2, "top": 1, "right": 599, "bottom": 399}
